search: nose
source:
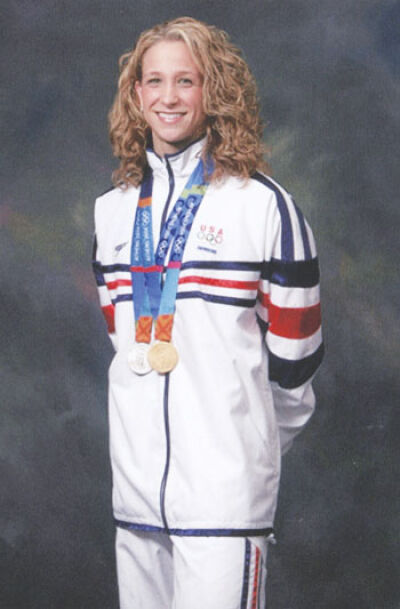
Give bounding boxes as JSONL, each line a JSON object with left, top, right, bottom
{"left": 160, "top": 81, "right": 178, "bottom": 106}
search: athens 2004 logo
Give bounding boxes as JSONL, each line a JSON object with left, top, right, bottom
{"left": 196, "top": 224, "right": 224, "bottom": 245}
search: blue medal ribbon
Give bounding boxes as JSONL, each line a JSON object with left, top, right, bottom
{"left": 130, "top": 158, "right": 211, "bottom": 344}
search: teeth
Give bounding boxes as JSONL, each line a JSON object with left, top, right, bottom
{"left": 158, "top": 113, "right": 183, "bottom": 121}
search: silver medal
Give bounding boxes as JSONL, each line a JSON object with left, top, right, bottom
{"left": 127, "top": 343, "right": 152, "bottom": 375}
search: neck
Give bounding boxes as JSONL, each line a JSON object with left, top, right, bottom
{"left": 150, "top": 132, "right": 206, "bottom": 159}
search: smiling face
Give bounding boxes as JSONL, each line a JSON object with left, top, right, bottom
{"left": 135, "top": 40, "right": 206, "bottom": 157}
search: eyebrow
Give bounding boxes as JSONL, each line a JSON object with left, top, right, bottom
{"left": 143, "top": 69, "right": 198, "bottom": 77}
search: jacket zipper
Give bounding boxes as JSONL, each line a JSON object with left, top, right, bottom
{"left": 158, "top": 158, "right": 174, "bottom": 531}
{"left": 159, "top": 159, "right": 174, "bottom": 240}
{"left": 159, "top": 373, "right": 171, "bottom": 531}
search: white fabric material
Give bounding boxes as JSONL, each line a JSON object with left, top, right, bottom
{"left": 93, "top": 138, "right": 322, "bottom": 533}
{"left": 116, "top": 527, "right": 268, "bottom": 609}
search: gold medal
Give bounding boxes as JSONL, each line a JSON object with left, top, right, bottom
{"left": 147, "top": 341, "right": 179, "bottom": 374}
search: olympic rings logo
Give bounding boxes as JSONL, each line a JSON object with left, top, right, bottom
{"left": 196, "top": 231, "right": 223, "bottom": 245}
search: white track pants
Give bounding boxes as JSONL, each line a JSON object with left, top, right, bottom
{"left": 116, "top": 527, "right": 269, "bottom": 609}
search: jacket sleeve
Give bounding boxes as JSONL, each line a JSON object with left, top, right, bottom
{"left": 92, "top": 233, "right": 118, "bottom": 351}
{"left": 256, "top": 181, "right": 324, "bottom": 455}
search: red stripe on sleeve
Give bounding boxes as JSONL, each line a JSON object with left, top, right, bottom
{"left": 268, "top": 302, "right": 321, "bottom": 339}
{"left": 101, "top": 304, "right": 115, "bottom": 334}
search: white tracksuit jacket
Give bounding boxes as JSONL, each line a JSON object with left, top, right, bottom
{"left": 92, "top": 138, "right": 323, "bottom": 537}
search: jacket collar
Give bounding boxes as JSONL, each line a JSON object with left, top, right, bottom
{"left": 145, "top": 136, "right": 207, "bottom": 180}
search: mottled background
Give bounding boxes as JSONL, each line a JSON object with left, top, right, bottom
{"left": 1, "top": 1, "right": 399, "bottom": 608}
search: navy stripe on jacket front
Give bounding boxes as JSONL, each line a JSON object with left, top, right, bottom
{"left": 112, "top": 292, "right": 256, "bottom": 308}
{"left": 180, "top": 260, "right": 262, "bottom": 272}
{"left": 177, "top": 291, "right": 255, "bottom": 308}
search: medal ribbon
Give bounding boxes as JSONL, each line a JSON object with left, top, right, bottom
{"left": 130, "top": 158, "right": 211, "bottom": 345}
{"left": 130, "top": 168, "right": 156, "bottom": 343}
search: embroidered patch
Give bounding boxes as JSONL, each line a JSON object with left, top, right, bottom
{"left": 196, "top": 225, "right": 224, "bottom": 246}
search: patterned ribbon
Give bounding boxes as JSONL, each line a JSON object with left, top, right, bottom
{"left": 130, "top": 158, "right": 211, "bottom": 345}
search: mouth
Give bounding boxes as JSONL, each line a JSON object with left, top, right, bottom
{"left": 156, "top": 112, "right": 185, "bottom": 123}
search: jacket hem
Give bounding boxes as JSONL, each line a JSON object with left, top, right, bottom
{"left": 115, "top": 518, "right": 274, "bottom": 537}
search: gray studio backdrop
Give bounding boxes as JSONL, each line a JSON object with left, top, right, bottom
{"left": 1, "top": 1, "right": 399, "bottom": 608}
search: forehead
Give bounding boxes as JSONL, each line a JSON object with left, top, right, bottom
{"left": 141, "top": 39, "right": 202, "bottom": 74}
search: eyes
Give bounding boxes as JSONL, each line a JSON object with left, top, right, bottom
{"left": 144, "top": 76, "right": 195, "bottom": 87}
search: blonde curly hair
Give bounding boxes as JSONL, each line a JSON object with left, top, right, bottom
{"left": 109, "top": 17, "right": 269, "bottom": 187}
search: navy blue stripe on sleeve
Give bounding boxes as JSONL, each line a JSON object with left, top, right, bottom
{"left": 92, "top": 261, "right": 106, "bottom": 287}
{"left": 252, "top": 172, "right": 294, "bottom": 261}
{"left": 269, "top": 343, "right": 324, "bottom": 389}
{"left": 92, "top": 236, "right": 106, "bottom": 286}
{"left": 262, "top": 257, "right": 320, "bottom": 288}
{"left": 293, "top": 203, "right": 312, "bottom": 260}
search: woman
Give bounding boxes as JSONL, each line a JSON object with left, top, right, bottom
{"left": 93, "top": 16, "right": 323, "bottom": 609}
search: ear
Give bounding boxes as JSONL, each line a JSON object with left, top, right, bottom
{"left": 135, "top": 81, "right": 143, "bottom": 111}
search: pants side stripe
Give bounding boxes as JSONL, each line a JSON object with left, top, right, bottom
{"left": 251, "top": 547, "right": 261, "bottom": 609}
{"left": 240, "top": 539, "right": 251, "bottom": 609}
